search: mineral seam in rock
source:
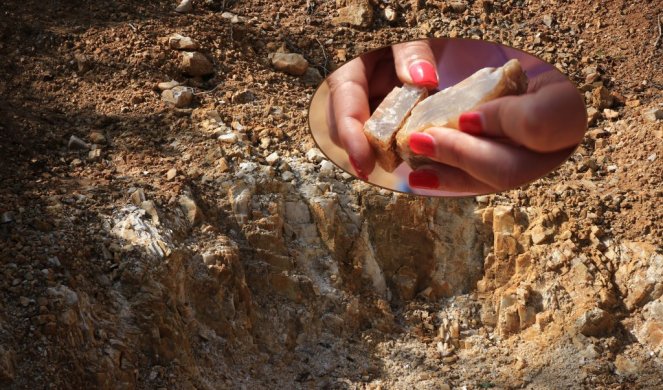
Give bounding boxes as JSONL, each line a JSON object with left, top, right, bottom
{"left": 363, "top": 85, "right": 428, "bottom": 172}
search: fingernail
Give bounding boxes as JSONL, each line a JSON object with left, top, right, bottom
{"left": 408, "top": 169, "right": 440, "bottom": 189}
{"left": 408, "top": 61, "right": 438, "bottom": 88}
{"left": 458, "top": 111, "right": 484, "bottom": 135}
{"left": 349, "top": 156, "right": 368, "bottom": 180}
{"left": 409, "top": 133, "right": 436, "bottom": 157}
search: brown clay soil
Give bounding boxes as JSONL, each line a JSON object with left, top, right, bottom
{"left": 0, "top": 0, "right": 662, "bottom": 389}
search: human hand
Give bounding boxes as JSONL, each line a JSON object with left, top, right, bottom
{"left": 407, "top": 70, "right": 586, "bottom": 193}
{"left": 326, "top": 41, "right": 440, "bottom": 179}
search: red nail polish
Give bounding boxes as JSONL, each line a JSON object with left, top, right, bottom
{"left": 349, "top": 156, "right": 368, "bottom": 180}
{"left": 409, "top": 169, "right": 440, "bottom": 189}
{"left": 409, "top": 133, "right": 436, "bottom": 157}
{"left": 408, "top": 61, "right": 438, "bottom": 88}
{"left": 458, "top": 112, "right": 484, "bottom": 135}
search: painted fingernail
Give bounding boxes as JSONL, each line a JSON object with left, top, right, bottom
{"left": 458, "top": 111, "right": 484, "bottom": 135}
{"left": 408, "top": 61, "right": 438, "bottom": 88}
{"left": 409, "top": 133, "right": 436, "bottom": 157}
{"left": 408, "top": 169, "right": 440, "bottom": 189}
{"left": 349, "top": 156, "right": 368, "bottom": 180}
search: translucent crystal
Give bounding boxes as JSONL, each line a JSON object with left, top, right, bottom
{"left": 396, "top": 59, "right": 528, "bottom": 166}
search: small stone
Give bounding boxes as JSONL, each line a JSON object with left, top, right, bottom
{"left": 68, "top": 135, "right": 90, "bottom": 150}
{"left": 89, "top": 131, "right": 106, "bottom": 144}
{"left": 1, "top": 211, "right": 14, "bottom": 224}
{"left": 47, "top": 256, "right": 61, "bottom": 268}
{"left": 217, "top": 158, "right": 229, "bottom": 172}
{"left": 644, "top": 108, "right": 663, "bottom": 122}
{"left": 606, "top": 164, "right": 617, "bottom": 172}
{"left": 157, "top": 80, "right": 181, "bottom": 91}
{"left": 614, "top": 355, "right": 639, "bottom": 376}
{"left": 592, "top": 86, "right": 613, "bottom": 109}
{"left": 0, "top": 346, "right": 15, "bottom": 382}
{"left": 271, "top": 53, "right": 309, "bottom": 76}
{"left": 218, "top": 133, "right": 238, "bottom": 143}
{"left": 576, "top": 307, "right": 614, "bottom": 337}
{"left": 301, "top": 67, "right": 323, "bottom": 86}
{"left": 447, "top": 1, "right": 468, "bottom": 13}
{"left": 384, "top": 6, "right": 397, "bottom": 22}
{"left": 647, "top": 153, "right": 657, "bottom": 162}
{"left": 166, "top": 168, "right": 177, "bottom": 180}
{"left": 74, "top": 53, "right": 91, "bottom": 73}
{"left": 180, "top": 52, "right": 213, "bottom": 77}
{"left": 306, "top": 148, "right": 325, "bottom": 163}
{"left": 265, "top": 152, "right": 279, "bottom": 165}
{"left": 220, "top": 11, "right": 244, "bottom": 24}
{"left": 19, "top": 297, "right": 30, "bottom": 307}
{"left": 162, "top": 86, "right": 194, "bottom": 108}
{"left": 130, "top": 189, "right": 146, "bottom": 206}
{"left": 179, "top": 195, "right": 203, "bottom": 225}
{"left": 543, "top": 14, "right": 554, "bottom": 27}
{"left": 282, "top": 171, "right": 294, "bottom": 181}
{"left": 140, "top": 200, "right": 159, "bottom": 224}
{"left": 87, "top": 149, "right": 101, "bottom": 161}
{"left": 319, "top": 160, "right": 335, "bottom": 177}
{"left": 231, "top": 89, "right": 256, "bottom": 104}
{"left": 332, "top": 0, "right": 374, "bottom": 28}
{"left": 603, "top": 108, "right": 619, "bottom": 120}
{"left": 168, "top": 34, "right": 199, "bottom": 50}
{"left": 586, "top": 107, "right": 600, "bottom": 126}
{"left": 175, "top": 0, "right": 192, "bottom": 13}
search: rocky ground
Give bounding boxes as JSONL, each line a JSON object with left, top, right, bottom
{"left": 0, "top": 0, "right": 662, "bottom": 389}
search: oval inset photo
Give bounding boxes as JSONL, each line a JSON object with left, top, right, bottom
{"left": 308, "top": 38, "right": 587, "bottom": 197}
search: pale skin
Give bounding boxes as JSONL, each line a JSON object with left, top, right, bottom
{"left": 327, "top": 41, "right": 439, "bottom": 180}
{"left": 326, "top": 40, "right": 587, "bottom": 193}
{"left": 412, "top": 71, "right": 587, "bottom": 193}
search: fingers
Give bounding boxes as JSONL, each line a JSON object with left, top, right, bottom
{"left": 392, "top": 40, "right": 439, "bottom": 88}
{"left": 327, "top": 57, "right": 376, "bottom": 179}
{"left": 458, "top": 80, "right": 587, "bottom": 153}
{"left": 408, "top": 164, "right": 497, "bottom": 194}
{"left": 408, "top": 127, "right": 572, "bottom": 191}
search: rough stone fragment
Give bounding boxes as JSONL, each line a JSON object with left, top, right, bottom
{"left": 175, "top": 0, "right": 192, "bottom": 13}
{"left": 576, "top": 307, "right": 614, "bottom": 337}
{"left": 157, "top": 80, "right": 181, "bottom": 91}
{"left": 271, "top": 53, "right": 309, "bottom": 76}
{"left": 231, "top": 89, "right": 256, "bottom": 104}
{"left": 168, "top": 34, "right": 199, "bottom": 50}
{"left": 396, "top": 59, "right": 528, "bottom": 167}
{"left": 166, "top": 168, "right": 177, "bottom": 180}
{"left": 179, "top": 194, "right": 203, "bottom": 225}
{"left": 87, "top": 148, "right": 101, "bottom": 161}
{"left": 644, "top": 108, "right": 663, "bottom": 122}
{"left": 603, "top": 108, "right": 619, "bottom": 120}
{"left": 68, "top": 135, "right": 90, "bottom": 150}
{"left": 332, "top": 0, "right": 374, "bottom": 28}
{"left": 306, "top": 148, "right": 325, "bottom": 163}
{"left": 180, "top": 52, "right": 213, "bottom": 76}
{"left": 0, "top": 346, "right": 15, "bottom": 383}
{"left": 89, "top": 131, "right": 106, "bottom": 144}
{"left": 363, "top": 84, "right": 428, "bottom": 172}
{"left": 586, "top": 107, "right": 600, "bottom": 126}
{"left": 162, "top": 86, "right": 194, "bottom": 108}
{"left": 637, "top": 299, "right": 663, "bottom": 354}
